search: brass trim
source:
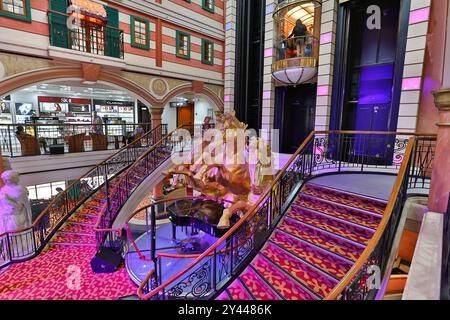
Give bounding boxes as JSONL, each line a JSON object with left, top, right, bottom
{"left": 273, "top": 0, "right": 322, "bottom": 17}
{"left": 436, "top": 122, "right": 450, "bottom": 127}
{"left": 432, "top": 89, "right": 450, "bottom": 111}
{"left": 272, "top": 57, "right": 317, "bottom": 72}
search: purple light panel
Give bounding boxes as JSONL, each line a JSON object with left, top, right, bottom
{"left": 409, "top": 7, "right": 430, "bottom": 24}
{"left": 266, "top": 4, "right": 274, "bottom": 15}
{"left": 402, "top": 77, "right": 422, "bottom": 91}
{"left": 317, "top": 86, "right": 329, "bottom": 96}
{"left": 320, "top": 32, "right": 332, "bottom": 44}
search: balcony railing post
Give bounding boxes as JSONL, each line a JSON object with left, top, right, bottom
{"left": 104, "top": 164, "right": 110, "bottom": 212}
{"left": 212, "top": 248, "right": 217, "bottom": 291}
{"left": 7, "top": 125, "right": 13, "bottom": 157}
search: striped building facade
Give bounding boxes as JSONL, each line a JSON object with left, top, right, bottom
{"left": 0, "top": 0, "right": 226, "bottom": 109}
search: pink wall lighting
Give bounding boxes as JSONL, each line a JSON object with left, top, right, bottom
{"left": 263, "top": 91, "right": 271, "bottom": 100}
{"left": 402, "top": 77, "right": 422, "bottom": 91}
{"left": 317, "top": 86, "right": 329, "bottom": 96}
{"left": 264, "top": 48, "right": 273, "bottom": 58}
{"left": 320, "top": 32, "right": 332, "bottom": 44}
{"left": 224, "top": 95, "right": 231, "bottom": 102}
{"left": 409, "top": 7, "right": 430, "bottom": 25}
{"left": 225, "top": 59, "right": 231, "bottom": 67}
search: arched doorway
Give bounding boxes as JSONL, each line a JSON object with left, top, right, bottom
{"left": 0, "top": 67, "right": 161, "bottom": 108}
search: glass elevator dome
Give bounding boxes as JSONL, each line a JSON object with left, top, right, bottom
{"left": 272, "top": 0, "right": 322, "bottom": 86}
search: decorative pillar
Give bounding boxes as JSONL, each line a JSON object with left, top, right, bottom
{"left": 428, "top": 89, "right": 450, "bottom": 213}
{"left": 150, "top": 107, "right": 164, "bottom": 128}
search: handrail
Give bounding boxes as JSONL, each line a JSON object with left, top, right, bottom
{"left": 137, "top": 131, "right": 316, "bottom": 300}
{"left": 1, "top": 122, "right": 153, "bottom": 158}
{"left": 124, "top": 196, "right": 236, "bottom": 261}
{"left": 324, "top": 137, "right": 416, "bottom": 299}
{"left": 441, "top": 194, "right": 450, "bottom": 300}
{"left": 93, "top": 125, "right": 193, "bottom": 248}
{"left": 0, "top": 124, "right": 163, "bottom": 238}
{"left": 0, "top": 124, "right": 167, "bottom": 269}
{"left": 136, "top": 130, "right": 436, "bottom": 300}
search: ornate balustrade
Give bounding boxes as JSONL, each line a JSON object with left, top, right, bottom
{"left": 0, "top": 124, "right": 167, "bottom": 270}
{"left": 134, "top": 131, "right": 436, "bottom": 300}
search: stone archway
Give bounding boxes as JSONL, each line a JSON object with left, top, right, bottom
{"left": 0, "top": 66, "right": 162, "bottom": 108}
{"left": 161, "top": 83, "right": 224, "bottom": 112}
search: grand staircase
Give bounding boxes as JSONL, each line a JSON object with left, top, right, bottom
{"left": 217, "top": 182, "right": 387, "bottom": 300}
{"left": 0, "top": 130, "right": 174, "bottom": 299}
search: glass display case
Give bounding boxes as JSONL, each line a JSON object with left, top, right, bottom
{"left": 38, "top": 96, "right": 92, "bottom": 124}
{"left": 94, "top": 99, "right": 135, "bottom": 124}
{"left": 0, "top": 97, "right": 13, "bottom": 124}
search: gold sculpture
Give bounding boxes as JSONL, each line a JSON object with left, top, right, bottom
{"left": 164, "top": 111, "right": 274, "bottom": 228}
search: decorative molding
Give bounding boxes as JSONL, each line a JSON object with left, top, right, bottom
{"left": 81, "top": 63, "right": 102, "bottom": 83}
{"left": 0, "top": 61, "right": 4, "bottom": 80}
{"left": 433, "top": 89, "right": 450, "bottom": 111}
{"left": 0, "top": 65, "right": 223, "bottom": 111}
{"left": 151, "top": 78, "right": 169, "bottom": 97}
{"left": 192, "top": 80, "right": 204, "bottom": 93}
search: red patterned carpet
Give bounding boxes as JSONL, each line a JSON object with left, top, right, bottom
{"left": 0, "top": 192, "right": 137, "bottom": 300}
{"left": 217, "top": 183, "right": 387, "bottom": 301}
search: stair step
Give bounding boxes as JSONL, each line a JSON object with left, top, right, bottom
{"left": 295, "top": 194, "right": 381, "bottom": 230}
{"left": 48, "top": 241, "right": 97, "bottom": 248}
{"left": 62, "top": 222, "right": 95, "bottom": 233}
{"left": 278, "top": 217, "right": 364, "bottom": 261}
{"left": 251, "top": 254, "right": 320, "bottom": 300}
{"left": 71, "top": 214, "right": 98, "bottom": 225}
{"left": 52, "top": 231, "right": 97, "bottom": 245}
{"left": 303, "top": 183, "right": 387, "bottom": 214}
{"left": 270, "top": 230, "right": 352, "bottom": 279}
{"left": 77, "top": 206, "right": 101, "bottom": 216}
{"left": 298, "top": 192, "right": 384, "bottom": 219}
{"left": 238, "top": 267, "right": 282, "bottom": 300}
{"left": 226, "top": 278, "right": 255, "bottom": 300}
{"left": 259, "top": 243, "right": 337, "bottom": 298}
{"left": 288, "top": 206, "right": 374, "bottom": 245}
{"left": 216, "top": 290, "right": 232, "bottom": 301}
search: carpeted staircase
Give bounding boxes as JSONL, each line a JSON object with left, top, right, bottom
{"left": 217, "top": 182, "right": 387, "bottom": 300}
{"left": 0, "top": 148, "right": 172, "bottom": 300}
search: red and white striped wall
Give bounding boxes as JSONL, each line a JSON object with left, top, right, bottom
{"left": 0, "top": 0, "right": 225, "bottom": 85}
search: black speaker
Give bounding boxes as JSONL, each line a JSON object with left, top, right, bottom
{"left": 49, "top": 144, "right": 65, "bottom": 155}
{"left": 90, "top": 247, "right": 122, "bottom": 273}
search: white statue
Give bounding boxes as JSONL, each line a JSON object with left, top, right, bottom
{"left": 0, "top": 170, "right": 32, "bottom": 234}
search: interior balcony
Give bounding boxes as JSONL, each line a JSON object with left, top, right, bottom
{"left": 271, "top": 0, "right": 322, "bottom": 86}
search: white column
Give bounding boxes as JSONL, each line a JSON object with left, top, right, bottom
{"left": 261, "top": 0, "right": 277, "bottom": 142}
{"left": 224, "top": 0, "right": 237, "bottom": 112}
{"left": 314, "top": 0, "right": 338, "bottom": 131}
{"left": 397, "top": 0, "right": 432, "bottom": 133}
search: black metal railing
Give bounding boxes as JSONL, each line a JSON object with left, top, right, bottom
{"left": 274, "top": 35, "right": 319, "bottom": 61}
{"left": 0, "top": 124, "right": 167, "bottom": 270}
{"left": 136, "top": 131, "right": 436, "bottom": 300}
{"left": 408, "top": 136, "right": 436, "bottom": 192}
{"left": 94, "top": 126, "right": 194, "bottom": 250}
{"left": 441, "top": 194, "right": 450, "bottom": 300}
{"left": 0, "top": 122, "right": 153, "bottom": 157}
{"left": 48, "top": 10, "right": 124, "bottom": 59}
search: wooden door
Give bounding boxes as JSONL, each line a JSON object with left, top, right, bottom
{"left": 177, "top": 105, "right": 194, "bottom": 128}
